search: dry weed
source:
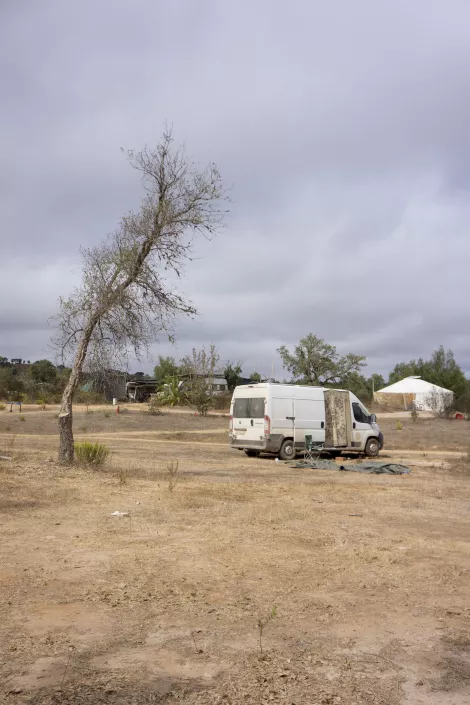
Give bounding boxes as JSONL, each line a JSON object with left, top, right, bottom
{"left": 166, "top": 459, "right": 179, "bottom": 491}
{"left": 257, "top": 606, "right": 277, "bottom": 656}
{"left": 117, "top": 467, "right": 128, "bottom": 485}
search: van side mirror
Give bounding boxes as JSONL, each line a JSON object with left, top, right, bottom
{"left": 370, "top": 413, "right": 377, "bottom": 423}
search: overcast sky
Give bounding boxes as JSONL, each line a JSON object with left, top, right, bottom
{"left": 1, "top": 0, "right": 470, "bottom": 378}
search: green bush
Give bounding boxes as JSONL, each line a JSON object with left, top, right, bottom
{"left": 75, "top": 441, "right": 109, "bottom": 467}
{"left": 0, "top": 403, "right": 5, "bottom": 411}
{"left": 158, "top": 376, "right": 187, "bottom": 407}
{"left": 19, "top": 414, "right": 26, "bottom": 422}
{"left": 74, "top": 390, "right": 106, "bottom": 405}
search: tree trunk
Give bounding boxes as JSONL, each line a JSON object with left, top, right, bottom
{"left": 58, "top": 373, "right": 79, "bottom": 464}
{"left": 58, "top": 400, "right": 74, "bottom": 464}
{"left": 58, "top": 326, "right": 94, "bottom": 465}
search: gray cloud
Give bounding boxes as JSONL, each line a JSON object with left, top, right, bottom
{"left": 1, "top": 0, "right": 470, "bottom": 377}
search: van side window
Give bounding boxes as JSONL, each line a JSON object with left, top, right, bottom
{"left": 352, "top": 402, "right": 370, "bottom": 424}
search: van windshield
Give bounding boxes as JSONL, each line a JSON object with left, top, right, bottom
{"left": 233, "top": 397, "right": 265, "bottom": 418}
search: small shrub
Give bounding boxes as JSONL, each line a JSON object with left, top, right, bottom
{"left": 426, "top": 389, "right": 456, "bottom": 418}
{"left": 117, "top": 468, "right": 127, "bottom": 485}
{"left": 187, "top": 382, "right": 214, "bottom": 416}
{"left": 36, "top": 399, "right": 46, "bottom": 410}
{"left": 166, "top": 459, "right": 179, "bottom": 491}
{"left": 396, "top": 420, "right": 403, "bottom": 431}
{"left": 75, "top": 441, "right": 109, "bottom": 467}
{"left": 212, "top": 392, "right": 232, "bottom": 412}
{"left": 411, "top": 407, "right": 419, "bottom": 422}
{"left": 103, "top": 410, "right": 111, "bottom": 418}
{"left": 147, "top": 398, "right": 163, "bottom": 416}
{"left": 19, "top": 415, "right": 26, "bottom": 422}
{"left": 0, "top": 403, "right": 5, "bottom": 411}
{"left": 80, "top": 425, "right": 88, "bottom": 433}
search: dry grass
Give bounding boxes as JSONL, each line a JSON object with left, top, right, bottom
{"left": 0, "top": 404, "right": 227, "bottom": 436}
{"left": 379, "top": 416, "right": 470, "bottom": 451}
{"left": 1, "top": 414, "right": 470, "bottom": 704}
{"left": 448, "top": 450, "right": 470, "bottom": 476}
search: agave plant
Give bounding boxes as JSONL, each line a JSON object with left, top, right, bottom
{"left": 158, "top": 376, "right": 187, "bottom": 407}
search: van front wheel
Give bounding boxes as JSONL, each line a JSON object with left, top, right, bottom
{"left": 365, "top": 437, "right": 380, "bottom": 457}
{"left": 279, "top": 439, "right": 296, "bottom": 461}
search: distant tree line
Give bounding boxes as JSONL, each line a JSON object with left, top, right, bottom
{"left": 0, "top": 358, "right": 124, "bottom": 405}
{"left": 1, "top": 340, "right": 469, "bottom": 412}
{"left": 0, "top": 358, "right": 72, "bottom": 404}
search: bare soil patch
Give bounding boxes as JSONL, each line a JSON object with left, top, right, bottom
{"left": 1, "top": 415, "right": 469, "bottom": 704}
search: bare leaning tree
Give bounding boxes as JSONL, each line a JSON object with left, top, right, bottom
{"left": 53, "top": 130, "right": 227, "bottom": 464}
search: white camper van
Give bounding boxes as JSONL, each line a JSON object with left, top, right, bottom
{"left": 229, "top": 383, "right": 383, "bottom": 460}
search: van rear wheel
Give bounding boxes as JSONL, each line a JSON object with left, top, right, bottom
{"left": 365, "top": 437, "right": 380, "bottom": 457}
{"left": 279, "top": 439, "right": 296, "bottom": 461}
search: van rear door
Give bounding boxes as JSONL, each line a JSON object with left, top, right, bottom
{"left": 232, "top": 395, "right": 266, "bottom": 444}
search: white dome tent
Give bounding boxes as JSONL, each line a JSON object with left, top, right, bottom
{"left": 374, "top": 376, "right": 454, "bottom": 412}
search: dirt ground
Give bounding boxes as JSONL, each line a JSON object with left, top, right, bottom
{"left": 1, "top": 407, "right": 470, "bottom": 704}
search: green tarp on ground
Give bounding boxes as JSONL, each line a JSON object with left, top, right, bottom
{"left": 289, "top": 459, "right": 411, "bottom": 474}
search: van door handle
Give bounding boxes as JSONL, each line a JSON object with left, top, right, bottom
{"left": 321, "top": 421, "right": 324, "bottom": 429}
{"left": 286, "top": 416, "right": 295, "bottom": 421}
{"left": 250, "top": 419, "right": 254, "bottom": 426}
{"left": 353, "top": 422, "right": 356, "bottom": 429}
